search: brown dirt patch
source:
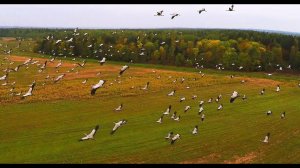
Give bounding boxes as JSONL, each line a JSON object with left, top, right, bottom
{"left": 63, "top": 66, "right": 178, "bottom": 80}
{"left": 1, "top": 37, "right": 16, "bottom": 41}
{"left": 223, "top": 152, "right": 257, "bottom": 164}
{"left": 9, "top": 55, "right": 76, "bottom": 68}
{"left": 63, "top": 67, "right": 119, "bottom": 80}
{"left": 237, "top": 76, "right": 282, "bottom": 87}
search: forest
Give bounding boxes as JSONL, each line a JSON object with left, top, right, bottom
{"left": 2, "top": 28, "right": 300, "bottom": 71}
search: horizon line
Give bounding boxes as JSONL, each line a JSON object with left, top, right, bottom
{"left": 0, "top": 26, "right": 299, "bottom": 35}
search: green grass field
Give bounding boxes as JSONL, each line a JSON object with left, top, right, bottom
{"left": 0, "top": 39, "right": 300, "bottom": 163}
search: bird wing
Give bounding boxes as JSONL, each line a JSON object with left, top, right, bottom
{"left": 167, "top": 106, "right": 171, "bottom": 113}
{"left": 23, "top": 86, "right": 33, "bottom": 97}
{"left": 55, "top": 75, "right": 62, "bottom": 81}
{"left": 112, "top": 123, "right": 120, "bottom": 131}
{"left": 231, "top": 91, "right": 238, "bottom": 98}
{"left": 0, "top": 75, "right": 6, "bottom": 80}
{"left": 28, "top": 86, "right": 33, "bottom": 94}
{"left": 91, "top": 87, "right": 98, "bottom": 95}
{"left": 120, "top": 66, "right": 128, "bottom": 75}
{"left": 115, "top": 105, "right": 121, "bottom": 110}
{"left": 22, "top": 92, "right": 31, "bottom": 97}
{"left": 56, "top": 63, "right": 62, "bottom": 68}
{"left": 172, "top": 134, "right": 178, "bottom": 140}
{"left": 121, "top": 65, "right": 128, "bottom": 71}
{"left": 100, "top": 58, "right": 106, "bottom": 62}
{"left": 76, "top": 63, "right": 83, "bottom": 67}
{"left": 88, "top": 129, "right": 96, "bottom": 137}
{"left": 91, "top": 83, "right": 99, "bottom": 90}
{"left": 92, "top": 80, "right": 104, "bottom": 90}
{"left": 98, "top": 80, "right": 105, "bottom": 86}
{"left": 80, "top": 135, "right": 89, "bottom": 141}
{"left": 121, "top": 120, "right": 127, "bottom": 125}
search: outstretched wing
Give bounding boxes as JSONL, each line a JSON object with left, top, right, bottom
{"left": 119, "top": 66, "right": 128, "bottom": 75}
{"left": 79, "top": 135, "right": 89, "bottom": 141}
{"left": 91, "top": 80, "right": 105, "bottom": 95}
{"left": 76, "top": 63, "right": 84, "bottom": 68}
{"left": 88, "top": 125, "right": 99, "bottom": 137}
{"left": 91, "top": 87, "right": 98, "bottom": 95}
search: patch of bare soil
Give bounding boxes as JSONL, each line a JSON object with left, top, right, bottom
{"left": 223, "top": 152, "right": 257, "bottom": 164}
{"left": 9, "top": 55, "right": 77, "bottom": 68}
{"left": 237, "top": 76, "right": 282, "bottom": 87}
{"left": 1, "top": 37, "right": 16, "bottom": 41}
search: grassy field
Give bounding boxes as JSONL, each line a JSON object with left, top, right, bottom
{"left": 0, "top": 39, "right": 300, "bottom": 163}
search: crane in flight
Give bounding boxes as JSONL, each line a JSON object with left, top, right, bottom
{"left": 155, "top": 10, "right": 164, "bottom": 16}
{"left": 227, "top": 4, "right": 235, "bottom": 11}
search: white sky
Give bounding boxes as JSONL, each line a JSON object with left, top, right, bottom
{"left": 0, "top": 4, "right": 299, "bottom": 32}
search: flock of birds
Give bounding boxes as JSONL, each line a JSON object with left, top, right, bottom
{"left": 77, "top": 70, "right": 287, "bottom": 144}
{"left": 0, "top": 26, "right": 296, "bottom": 147}
{"left": 154, "top": 4, "right": 234, "bottom": 19}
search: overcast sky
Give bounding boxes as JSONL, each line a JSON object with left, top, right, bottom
{"left": 0, "top": 4, "right": 299, "bottom": 32}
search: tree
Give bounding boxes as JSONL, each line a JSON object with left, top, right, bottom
{"left": 159, "top": 46, "right": 167, "bottom": 64}
{"left": 151, "top": 50, "right": 160, "bottom": 64}
{"left": 175, "top": 53, "right": 185, "bottom": 66}
{"left": 272, "top": 46, "right": 283, "bottom": 64}
{"left": 248, "top": 45, "right": 261, "bottom": 70}
{"left": 222, "top": 49, "right": 238, "bottom": 70}
{"left": 237, "top": 52, "right": 251, "bottom": 71}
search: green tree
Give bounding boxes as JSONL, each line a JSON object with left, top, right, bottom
{"left": 175, "top": 53, "right": 185, "bottom": 66}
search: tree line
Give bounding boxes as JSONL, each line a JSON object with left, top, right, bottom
{"left": 1, "top": 28, "right": 300, "bottom": 71}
